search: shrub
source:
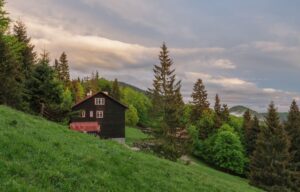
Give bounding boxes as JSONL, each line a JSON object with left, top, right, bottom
{"left": 196, "top": 110, "right": 215, "bottom": 140}
{"left": 125, "top": 105, "right": 139, "bottom": 126}
{"left": 212, "top": 130, "right": 246, "bottom": 174}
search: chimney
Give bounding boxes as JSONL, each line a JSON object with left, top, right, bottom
{"left": 103, "top": 91, "right": 108, "bottom": 95}
{"left": 87, "top": 90, "right": 93, "bottom": 97}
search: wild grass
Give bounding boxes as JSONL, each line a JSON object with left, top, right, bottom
{"left": 0, "top": 105, "right": 262, "bottom": 192}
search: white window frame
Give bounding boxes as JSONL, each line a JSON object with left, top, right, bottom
{"left": 95, "top": 98, "right": 105, "bottom": 105}
{"left": 96, "top": 111, "right": 103, "bottom": 119}
{"left": 81, "top": 110, "right": 86, "bottom": 118}
{"left": 90, "top": 111, "right": 94, "bottom": 118}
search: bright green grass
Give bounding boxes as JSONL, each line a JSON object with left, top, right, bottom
{"left": 125, "top": 126, "right": 150, "bottom": 146}
{"left": 0, "top": 105, "right": 263, "bottom": 192}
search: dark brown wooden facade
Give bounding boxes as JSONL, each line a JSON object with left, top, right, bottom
{"left": 70, "top": 92, "right": 127, "bottom": 138}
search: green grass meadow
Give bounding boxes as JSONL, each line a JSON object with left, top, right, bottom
{"left": 0, "top": 105, "right": 262, "bottom": 192}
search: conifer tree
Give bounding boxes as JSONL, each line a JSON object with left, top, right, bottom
{"left": 221, "top": 104, "right": 230, "bottom": 123}
{"left": 285, "top": 100, "right": 300, "bottom": 189}
{"left": 286, "top": 100, "right": 300, "bottom": 166}
{"left": 148, "top": 42, "right": 184, "bottom": 136}
{"left": 190, "top": 78, "right": 210, "bottom": 123}
{"left": 214, "top": 94, "right": 222, "bottom": 128}
{"left": 250, "top": 102, "right": 292, "bottom": 191}
{"left": 58, "top": 52, "right": 70, "bottom": 86}
{"left": 27, "top": 50, "right": 63, "bottom": 114}
{"left": 111, "top": 78, "right": 121, "bottom": 100}
{"left": 0, "top": 0, "right": 9, "bottom": 34}
{"left": 0, "top": 2, "right": 25, "bottom": 109}
{"left": 13, "top": 20, "right": 36, "bottom": 78}
{"left": 247, "top": 116, "right": 260, "bottom": 156}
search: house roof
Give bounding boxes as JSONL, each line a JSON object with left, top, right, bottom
{"left": 70, "top": 122, "right": 100, "bottom": 132}
{"left": 72, "top": 91, "right": 128, "bottom": 109}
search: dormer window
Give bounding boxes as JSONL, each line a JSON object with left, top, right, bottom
{"left": 95, "top": 98, "right": 105, "bottom": 105}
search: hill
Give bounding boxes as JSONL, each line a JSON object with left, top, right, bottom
{"left": 0, "top": 106, "right": 262, "bottom": 192}
{"left": 229, "top": 105, "right": 263, "bottom": 119}
{"left": 229, "top": 105, "right": 288, "bottom": 122}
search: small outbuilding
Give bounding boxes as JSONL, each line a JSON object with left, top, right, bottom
{"left": 70, "top": 91, "right": 127, "bottom": 141}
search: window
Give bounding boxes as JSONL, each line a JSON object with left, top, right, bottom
{"left": 95, "top": 98, "right": 105, "bottom": 105}
{"left": 96, "top": 111, "right": 103, "bottom": 118}
{"left": 81, "top": 110, "right": 86, "bottom": 118}
{"left": 90, "top": 111, "right": 94, "bottom": 118}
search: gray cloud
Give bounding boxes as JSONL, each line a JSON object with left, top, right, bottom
{"left": 6, "top": 0, "right": 300, "bottom": 112}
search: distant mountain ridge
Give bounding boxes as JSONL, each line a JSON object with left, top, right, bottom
{"left": 229, "top": 105, "right": 288, "bottom": 122}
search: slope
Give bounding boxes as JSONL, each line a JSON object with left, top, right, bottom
{"left": 0, "top": 106, "right": 262, "bottom": 192}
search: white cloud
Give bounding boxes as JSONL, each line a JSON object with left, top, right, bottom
{"left": 213, "top": 59, "right": 236, "bottom": 69}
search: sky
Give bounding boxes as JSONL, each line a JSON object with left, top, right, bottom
{"left": 6, "top": 0, "right": 300, "bottom": 112}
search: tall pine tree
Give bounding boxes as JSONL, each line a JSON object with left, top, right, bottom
{"left": 250, "top": 102, "right": 292, "bottom": 191}
{"left": 13, "top": 20, "right": 36, "bottom": 79}
{"left": 214, "top": 94, "right": 222, "bottom": 128}
{"left": 221, "top": 104, "right": 230, "bottom": 123}
{"left": 148, "top": 42, "right": 184, "bottom": 136}
{"left": 111, "top": 78, "right": 121, "bottom": 100}
{"left": 190, "top": 78, "right": 210, "bottom": 123}
{"left": 58, "top": 52, "right": 70, "bottom": 87}
{"left": 0, "top": 2, "right": 25, "bottom": 109}
{"left": 285, "top": 100, "right": 300, "bottom": 190}
{"left": 28, "top": 50, "right": 63, "bottom": 114}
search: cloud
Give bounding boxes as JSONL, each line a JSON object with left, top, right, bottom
{"left": 212, "top": 59, "right": 236, "bottom": 69}
{"left": 184, "top": 72, "right": 300, "bottom": 111}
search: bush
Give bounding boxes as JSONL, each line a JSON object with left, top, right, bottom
{"left": 125, "top": 105, "right": 139, "bottom": 126}
{"left": 196, "top": 125, "right": 246, "bottom": 174}
{"left": 212, "top": 130, "right": 246, "bottom": 174}
{"left": 196, "top": 110, "right": 215, "bottom": 140}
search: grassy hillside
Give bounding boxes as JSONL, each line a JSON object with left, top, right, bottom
{"left": 0, "top": 106, "right": 262, "bottom": 192}
{"left": 125, "top": 127, "right": 150, "bottom": 146}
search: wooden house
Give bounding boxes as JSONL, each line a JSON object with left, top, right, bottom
{"left": 70, "top": 91, "right": 127, "bottom": 141}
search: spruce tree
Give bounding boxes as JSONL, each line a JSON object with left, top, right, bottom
{"left": 111, "top": 78, "right": 121, "bottom": 100}
{"left": 221, "top": 104, "right": 230, "bottom": 123}
{"left": 0, "top": 2, "right": 25, "bottom": 109}
{"left": 250, "top": 102, "right": 292, "bottom": 191}
{"left": 13, "top": 20, "right": 36, "bottom": 79}
{"left": 58, "top": 52, "right": 70, "bottom": 86}
{"left": 0, "top": 0, "right": 9, "bottom": 34}
{"left": 285, "top": 100, "right": 300, "bottom": 190}
{"left": 190, "top": 78, "right": 210, "bottom": 123}
{"left": 27, "top": 50, "right": 63, "bottom": 114}
{"left": 148, "top": 42, "right": 184, "bottom": 136}
{"left": 286, "top": 100, "right": 300, "bottom": 166}
{"left": 214, "top": 94, "right": 222, "bottom": 128}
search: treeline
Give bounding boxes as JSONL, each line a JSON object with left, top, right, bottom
{"left": 147, "top": 43, "right": 300, "bottom": 191}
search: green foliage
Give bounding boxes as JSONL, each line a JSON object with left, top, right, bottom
{"left": 0, "top": 106, "right": 262, "bottom": 192}
{"left": 196, "top": 109, "right": 215, "bottom": 140}
{"left": 250, "top": 102, "right": 292, "bottom": 191}
{"left": 219, "top": 123, "right": 235, "bottom": 133}
{"left": 122, "top": 87, "right": 151, "bottom": 126}
{"left": 148, "top": 42, "right": 184, "bottom": 135}
{"left": 214, "top": 94, "right": 222, "bottom": 128}
{"left": 212, "top": 130, "right": 246, "bottom": 174}
{"left": 27, "top": 51, "right": 64, "bottom": 114}
{"left": 125, "top": 105, "right": 139, "bottom": 126}
{"left": 13, "top": 20, "right": 36, "bottom": 79}
{"left": 111, "top": 78, "right": 121, "bottom": 100}
{"left": 0, "top": 0, "right": 9, "bottom": 33}
{"left": 190, "top": 78, "right": 210, "bottom": 123}
{"left": 125, "top": 126, "right": 150, "bottom": 146}
{"left": 97, "top": 78, "right": 112, "bottom": 93}
{"left": 56, "top": 52, "right": 70, "bottom": 87}
{"left": 61, "top": 88, "right": 73, "bottom": 110}
{"left": 180, "top": 104, "right": 192, "bottom": 127}
{"left": 0, "top": 34, "right": 26, "bottom": 110}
